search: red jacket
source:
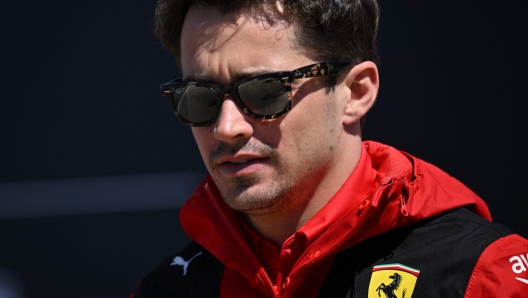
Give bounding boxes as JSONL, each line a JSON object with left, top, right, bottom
{"left": 135, "top": 141, "right": 528, "bottom": 297}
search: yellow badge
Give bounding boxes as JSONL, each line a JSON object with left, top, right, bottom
{"left": 368, "top": 263, "right": 420, "bottom": 298}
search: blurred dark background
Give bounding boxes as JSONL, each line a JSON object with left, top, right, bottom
{"left": 1, "top": 0, "right": 527, "bottom": 297}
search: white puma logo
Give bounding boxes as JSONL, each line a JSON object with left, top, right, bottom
{"left": 170, "top": 252, "right": 203, "bottom": 275}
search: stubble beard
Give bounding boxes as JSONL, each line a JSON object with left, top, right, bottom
{"left": 218, "top": 171, "right": 296, "bottom": 216}
{"left": 208, "top": 140, "right": 295, "bottom": 216}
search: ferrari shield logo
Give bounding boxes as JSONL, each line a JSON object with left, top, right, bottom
{"left": 368, "top": 263, "right": 420, "bottom": 298}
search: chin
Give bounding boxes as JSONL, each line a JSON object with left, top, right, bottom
{"left": 220, "top": 182, "right": 294, "bottom": 216}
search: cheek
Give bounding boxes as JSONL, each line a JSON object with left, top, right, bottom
{"left": 279, "top": 95, "right": 338, "bottom": 158}
{"left": 278, "top": 112, "right": 321, "bottom": 159}
{"left": 285, "top": 94, "right": 335, "bottom": 137}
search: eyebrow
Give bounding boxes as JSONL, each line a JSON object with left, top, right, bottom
{"left": 183, "top": 67, "right": 283, "bottom": 84}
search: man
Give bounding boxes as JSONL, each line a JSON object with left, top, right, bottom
{"left": 132, "top": 0, "right": 528, "bottom": 297}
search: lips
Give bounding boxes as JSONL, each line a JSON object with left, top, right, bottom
{"left": 217, "top": 153, "right": 266, "bottom": 165}
{"left": 226, "top": 158, "right": 258, "bottom": 164}
{"left": 217, "top": 156, "right": 268, "bottom": 176}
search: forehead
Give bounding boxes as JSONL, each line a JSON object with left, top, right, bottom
{"left": 180, "top": 5, "right": 311, "bottom": 83}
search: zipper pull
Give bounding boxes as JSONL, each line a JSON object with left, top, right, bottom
{"left": 399, "top": 194, "right": 408, "bottom": 216}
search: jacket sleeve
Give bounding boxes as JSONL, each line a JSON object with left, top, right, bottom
{"left": 464, "top": 234, "right": 528, "bottom": 298}
{"left": 130, "top": 241, "right": 224, "bottom": 298}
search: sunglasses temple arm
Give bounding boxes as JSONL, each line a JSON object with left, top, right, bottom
{"left": 291, "top": 61, "right": 355, "bottom": 80}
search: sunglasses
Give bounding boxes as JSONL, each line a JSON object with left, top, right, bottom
{"left": 160, "top": 61, "right": 355, "bottom": 127}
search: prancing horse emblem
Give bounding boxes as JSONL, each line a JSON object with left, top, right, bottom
{"left": 170, "top": 252, "right": 203, "bottom": 275}
{"left": 376, "top": 272, "right": 405, "bottom": 298}
{"left": 368, "top": 264, "right": 419, "bottom": 298}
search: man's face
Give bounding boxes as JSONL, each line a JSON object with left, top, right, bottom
{"left": 181, "top": 5, "right": 347, "bottom": 215}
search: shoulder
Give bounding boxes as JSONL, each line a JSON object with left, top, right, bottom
{"left": 464, "top": 233, "right": 528, "bottom": 298}
{"left": 400, "top": 207, "right": 514, "bottom": 257}
{"left": 132, "top": 241, "right": 224, "bottom": 298}
{"left": 422, "top": 207, "right": 512, "bottom": 239}
{"left": 321, "top": 208, "right": 520, "bottom": 298}
{"left": 378, "top": 208, "right": 525, "bottom": 297}
{"left": 379, "top": 208, "right": 514, "bottom": 260}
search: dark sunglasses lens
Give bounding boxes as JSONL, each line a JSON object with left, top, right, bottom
{"left": 173, "top": 86, "right": 220, "bottom": 124}
{"left": 238, "top": 78, "right": 289, "bottom": 115}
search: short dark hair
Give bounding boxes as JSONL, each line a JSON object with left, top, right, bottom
{"left": 154, "top": 0, "right": 380, "bottom": 68}
{"left": 154, "top": 0, "right": 380, "bottom": 133}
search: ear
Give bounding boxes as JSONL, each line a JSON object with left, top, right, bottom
{"left": 341, "top": 61, "right": 379, "bottom": 126}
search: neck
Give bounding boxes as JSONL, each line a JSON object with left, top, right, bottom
{"left": 245, "top": 135, "right": 364, "bottom": 247}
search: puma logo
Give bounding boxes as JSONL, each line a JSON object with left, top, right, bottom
{"left": 170, "top": 252, "right": 203, "bottom": 275}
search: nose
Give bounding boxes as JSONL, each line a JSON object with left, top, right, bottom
{"left": 213, "top": 96, "right": 253, "bottom": 143}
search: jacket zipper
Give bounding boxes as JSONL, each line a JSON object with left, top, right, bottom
{"left": 399, "top": 194, "right": 408, "bottom": 216}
